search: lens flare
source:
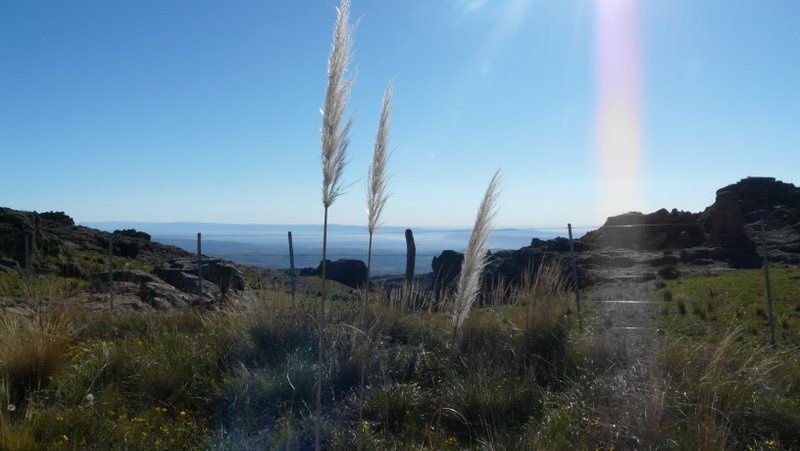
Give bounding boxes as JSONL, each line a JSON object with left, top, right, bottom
{"left": 595, "top": 0, "right": 642, "bottom": 217}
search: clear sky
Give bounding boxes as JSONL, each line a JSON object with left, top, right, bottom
{"left": 1, "top": 0, "right": 798, "bottom": 228}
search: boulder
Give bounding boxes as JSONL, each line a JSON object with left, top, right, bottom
{"left": 0, "top": 257, "right": 19, "bottom": 274}
{"left": 200, "top": 259, "right": 247, "bottom": 292}
{"left": 308, "top": 259, "right": 368, "bottom": 288}
{"left": 153, "top": 258, "right": 246, "bottom": 295}
{"left": 138, "top": 280, "right": 194, "bottom": 310}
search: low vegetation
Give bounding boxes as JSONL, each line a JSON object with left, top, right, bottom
{"left": 2, "top": 263, "right": 799, "bottom": 449}
{"left": 0, "top": 263, "right": 594, "bottom": 449}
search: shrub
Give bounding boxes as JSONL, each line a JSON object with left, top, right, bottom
{"left": 658, "top": 265, "right": 681, "bottom": 280}
{"left": 363, "top": 382, "right": 428, "bottom": 434}
{"left": 446, "top": 362, "right": 543, "bottom": 442}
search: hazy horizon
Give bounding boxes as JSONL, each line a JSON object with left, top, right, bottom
{"left": 84, "top": 220, "right": 570, "bottom": 275}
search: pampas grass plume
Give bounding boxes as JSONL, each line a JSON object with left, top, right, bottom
{"left": 452, "top": 170, "right": 501, "bottom": 330}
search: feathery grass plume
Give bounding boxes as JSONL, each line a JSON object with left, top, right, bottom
{"left": 359, "top": 82, "right": 393, "bottom": 425}
{"left": 366, "top": 83, "right": 392, "bottom": 236}
{"left": 452, "top": 171, "right": 501, "bottom": 334}
{"left": 320, "top": 0, "right": 355, "bottom": 209}
{"left": 317, "top": 1, "right": 355, "bottom": 448}
{"left": 434, "top": 172, "right": 498, "bottom": 439}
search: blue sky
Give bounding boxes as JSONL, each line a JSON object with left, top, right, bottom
{"left": 1, "top": 0, "right": 798, "bottom": 228}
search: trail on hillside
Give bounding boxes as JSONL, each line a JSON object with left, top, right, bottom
{"left": 583, "top": 261, "right": 666, "bottom": 448}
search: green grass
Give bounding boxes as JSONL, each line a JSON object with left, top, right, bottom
{"left": 654, "top": 266, "right": 800, "bottom": 347}
{"left": 0, "top": 272, "right": 88, "bottom": 302}
{"left": 69, "top": 249, "right": 154, "bottom": 275}
{"left": 0, "top": 248, "right": 152, "bottom": 304}
{"left": 653, "top": 267, "right": 800, "bottom": 449}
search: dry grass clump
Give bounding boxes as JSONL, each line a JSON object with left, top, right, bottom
{"left": 226, "top": 296, "right": 316, "bottom": 367}
{"left": 0, "top": 313, "right": 73, "bottom": 403}
{"left": 662, "top": 328, "right": 800, "bottom": 449}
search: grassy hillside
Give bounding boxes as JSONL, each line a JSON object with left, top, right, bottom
{"left": 655, "top": 267, "right": 800, "bottom": 347}
{"left": 1, "top": 265, "right": 799, "bottom": 449}
{"left": 654, "top": 267, "right": 800, "bottom": 449}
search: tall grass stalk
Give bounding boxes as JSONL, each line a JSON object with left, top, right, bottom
{"left": 364, "top": 82, "right": 392, "bottom": 319}
{"left": 317, "top": 0, "right": 355, "bottom": 448}
{"left": 358, "top": 83, "right": 393, "bottom": 424}
{"left": 451, "top": 170, "right": 501, "bottom": 348}
{"left": 435, "top": 171, "right": 500, "bottom": 439}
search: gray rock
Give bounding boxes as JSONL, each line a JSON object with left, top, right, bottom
{"left": 154, "top": 258, "right": 246, "bottom": 294}
{"left": 90, "top": 269, "right": 161, "bottom": 288}
{"left": 138, "top": 281, "right": 194, "bottom": 310}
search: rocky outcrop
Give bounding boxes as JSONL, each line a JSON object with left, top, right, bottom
{"left": 153, "top": 258, "right": 247, "bottom": 294}
{"left": 95, "top": 234, "right": 141, "bottom": 259}
{"left": 39, "top": 211, "right": 75, "bottom": 226}
{"left": 0, "top": 207, "right": 252, "bottom": 313}
{"left": 531, "top": 237, "right": 590, "bottom": 253}
{"left": 714, "top": 177, "right": 800, "bottom": 225}
{"left": 90, "top": 268, "right": 161, "bottom": 287}
{"left": 115, "top": 229, "right": 151, "bottom": 241}
{"left": 90, "top": 259, "right": 247, "bottom": 311}
{"left": 0, "top": 207, "right": 86, "bottom": 277}
{"left": 580, "top": 209, "right": 705, "bottom": 251}
{"left": 90, "top": 269, "right": 197, "bottom": 310}
{"left": 431, "top": 246, "right": 568, "bottom": 303}
{"left": 572, "top": 177, "right": 800, "bottom": 269}
{"left": 699, "top": 189, "right": 760, "bottom": 268}
{"left": 431, "top": 250, "right": 464, "bottom": 291}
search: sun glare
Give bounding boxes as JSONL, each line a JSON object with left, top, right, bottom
{"left": 595, "top": 0, "right": 642, "bottom": 217}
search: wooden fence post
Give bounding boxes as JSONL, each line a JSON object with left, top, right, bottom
{"left": 197, "top": 233, "right": 203, "bottom": 301}
{"left": 568, "top": 224, "right": 583, "bottom": 332}
{"left": 108, "top": 232, "right": 114, "bottom": 311}
{"left": 761, "top": 217, "right": 776, "bottom": 347}
{"left": 23, "top": 233, "right": 31, "bottom": 297}
{"left": 288, "top": 231, "right": 296, "bottom": 301}
{"left": 405, "top": 229, "right": 416, "bottom": 287}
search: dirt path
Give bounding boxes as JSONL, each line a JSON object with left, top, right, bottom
{"left": 583, "top": 260, "right": 666, "bottom": 448}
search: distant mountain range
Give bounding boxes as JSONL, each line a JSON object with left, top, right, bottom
{"left": 82, "top": 222, "right": 566, "bottom": 275}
